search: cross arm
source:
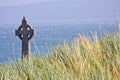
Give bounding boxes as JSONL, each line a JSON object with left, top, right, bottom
{"left": 15, "top": 30, "right": 22, "bottom": 36}
{"left": 15, "top": 30, "right": 23, "bottom": 40}
{"left": 27, "top": 29, "right": 35, "bottom": 40}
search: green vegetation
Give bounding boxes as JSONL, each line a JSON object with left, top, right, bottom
{"left": 1, "top": 33, "right": 120, "bottom": 80}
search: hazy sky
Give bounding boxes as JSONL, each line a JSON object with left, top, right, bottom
{"left": 0, "top": 0, "right": 120, "bottom": 23}
{"left": 0, "top": 0, "right": 63, "bottom": 7}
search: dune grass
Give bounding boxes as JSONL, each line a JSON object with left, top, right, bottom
{"left": 1, "top": 33, "right": 120, "bottom": 80}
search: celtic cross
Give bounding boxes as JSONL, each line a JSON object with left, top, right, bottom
{"left": 15, "top": 17, "right": 35, "bottom": 58}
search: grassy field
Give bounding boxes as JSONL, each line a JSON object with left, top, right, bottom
{"left": 0, "top": 33, "right": 120, "bottom": 80}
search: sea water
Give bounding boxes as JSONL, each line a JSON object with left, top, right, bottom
{"left": 0, "top": 21, "right": 118, "bottom": 65}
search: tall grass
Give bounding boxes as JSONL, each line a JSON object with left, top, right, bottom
{"left": 1, "top": 33, "right": 120, "bottom": 80}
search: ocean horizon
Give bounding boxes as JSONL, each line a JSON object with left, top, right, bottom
{"left": 0, "top": 20, "right": 118, "bottom": 65}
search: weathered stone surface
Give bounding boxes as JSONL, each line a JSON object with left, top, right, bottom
{"left": 15, "top": 17, "right": 35, "bottom": 58}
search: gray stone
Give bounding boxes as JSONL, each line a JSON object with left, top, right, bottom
{"left": 15, "top": 17, "right": 35, "bottom": 58}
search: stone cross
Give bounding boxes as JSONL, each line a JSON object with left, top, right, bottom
{"left": 15, "top": 17, "right": 35, "bottom": 58}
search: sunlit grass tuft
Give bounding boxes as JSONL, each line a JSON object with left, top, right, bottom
{"left": 1, "top": 33, "right": 120, "bottom": 80}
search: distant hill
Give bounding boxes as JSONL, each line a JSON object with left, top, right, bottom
{"left": 0, "top": 0, "right": 119, "bottom": 24}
